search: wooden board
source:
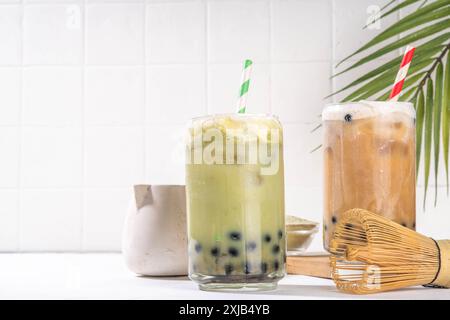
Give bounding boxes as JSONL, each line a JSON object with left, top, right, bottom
{"left": 286, "top": 253, "right": 332, "bottom": 279}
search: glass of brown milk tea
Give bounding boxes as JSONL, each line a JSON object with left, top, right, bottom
{"left": 322, "top": 101, "right": 416, "bottom": 251}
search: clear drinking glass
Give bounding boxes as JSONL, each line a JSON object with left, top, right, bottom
{"left": 322, "top": 101, "right": 416, "bottom": 251}
{"left": 185, "top": 114, "right": 285, "bottom": 291}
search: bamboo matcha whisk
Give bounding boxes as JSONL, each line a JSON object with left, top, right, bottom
{"left": 329, "top": 208, "right": 450, "bottom": 294}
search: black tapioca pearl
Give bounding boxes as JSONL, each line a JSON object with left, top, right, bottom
{"left": 324, "top": 224, "right": 328, "bottom": 231}
{"left": 229, "top": 231, "right": 241, "bottom": 241}
{"left": 263, "top": 234, "right": 272, "bottom": 243}
{"left": 210, "top": 247, "right": 220, "bottom": 257}
{"left": 224, "top": 264, "right": 233, "bottom": 275}
{"left": 261, "top": 262, "right": 268, "bottom": 273}
{"left": 228, "top": 247, "right": 239, "bottom": 257}
{"left": 344, "top": 114, "right": 352, "bottom": 122}
{"left": 246, "top": 241, "right": 257, "bottom": 251}
{"left": 194, "top": 243, "right": 202, "bottom": 253}
{"left": 401, "top": 222, "right": 407, "bottom": 227}
{"left": 331, "top": 216, "right": 337, "bottom": 224}
{"left": 413, "top": 222, "right": 416, "bottom": 229}
{"left": 272, "top": 244, "right": 280, "bottom": 254}
{"left": 278, "top": 230, "right": 283, "bottom": 239}
{"left": 273, "top": 261, "right": 280, "bottom": 271}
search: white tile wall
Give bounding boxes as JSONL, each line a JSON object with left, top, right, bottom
{"left": 0, "top": 68, "right": 21, "bottom": 124}
{"left": 146, "top": 1, "right": 205, "bottom": 63}
{"left": 332, "top": 0, "right": 399, "bottom": 63}
{"left": 24, "top": 4, "right": 83, "bottom": 65}
{"left": 0, "top": 190, "right": 19, "bottom": 251}
{"left": 20, "top": 189, "right": 82, "bottom": 251}
{"left": 86, "top": 4, "right": 144, "bottom": 65}
{"left": 283, "top": 124, "right": 322, "bottom": 189}
{"left": 1, "top": 0, "right": 447, "bottom": 252}
{"left": 417, "top": 186, "right": 450, "bottom": 240}
{"left": 145, "top": 124, "right": 186, "bottom": 185}
{"left": 208, "top": 0, "right": 270, "bottom": 63}
{"left": 146, "top": 65, "right": 206, "bottom": 123}
{"left": 21, "top": 127, "right": 83, "bottom": 187}
{"left": 271, "top": 62, "right": 331, "bottom": 124}
{"left": 84, "top": 126, "right": 144, "bottom": 187}
{"left": 0, "top": 5, "right": 22, "bottom": 65}
{"left": 331, "top": 0, "right": 401, "bottom": 104}
{"left": 85, "top": 66, "right": 145, "bottom": 125}
{"left": 83, "top": 187, "right": 131, "bottom": 251}
{"left": 0, "top": 127, "right": 20, "bottom": 188}
{"left": 23, "top": 67, "right": 83, "bottom": 125}
{"left": 271, "top": 0, "right": 332, "bottom": 62}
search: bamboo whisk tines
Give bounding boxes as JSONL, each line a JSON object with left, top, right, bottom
{"left": 329, "top": 208, "right": 448, "bottom": 294}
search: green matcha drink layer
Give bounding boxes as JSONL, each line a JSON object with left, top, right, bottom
{"left": 186, "top": 114, "right": 286, "bottom": 282}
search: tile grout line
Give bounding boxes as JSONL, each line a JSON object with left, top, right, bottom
{"left": 143, "top": 1, "right": 147, "bottom": 183}
{"left": 268, "top": 0, "right": 273, "bottom": 114}
{"left": 204, "top": 0, "right": 209, "bottom": 115}
{"left": 81, "top": 0, "right": 86, "bottom": 252}
{"left": 0, "top": 120, "right": 323, "bottom": 127}
{"left": 17, "top": 0, "right": 25, "bottom": 252}
{"left": 14, "top": 0, "right": 145, "bottom": 4}
{"left": 0, "top": 60, "right": 333, "bottom": 68}
{"left": 0, "top": 186, "right": 141, "bottom": 190}
{"left": 330, "top": 0, "right": 336, "bottom": 102}
{"left": 0, "top": 123, "right": 184, "bottom": 128}
{"left": 1, "top": 182, "right": 448, "bottom": 190}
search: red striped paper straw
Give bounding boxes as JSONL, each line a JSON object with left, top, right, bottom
{"left": 389, "top": 45, "right": 416, "bottom": 101}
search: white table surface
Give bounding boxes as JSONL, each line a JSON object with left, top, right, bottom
{"left": 0, "top": 253, "right": 449, "bottom": 300}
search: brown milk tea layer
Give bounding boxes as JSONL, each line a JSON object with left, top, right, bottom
{"left": 322, "top": 101, "right": 416, "bottom": 251}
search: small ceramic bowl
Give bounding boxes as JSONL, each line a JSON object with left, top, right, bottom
{"left": 286, "top": 215, "right": 319, "bottom": 256}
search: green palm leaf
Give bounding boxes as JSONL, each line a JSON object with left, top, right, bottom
{"left": 377, "top": 5, "right": 450, "bottom": 42}
{"left": 433, "top": 62, "right": 443, "bottom": 205}
{"left": 342, "top": 59, "right": 432, "bottom": 102}
{"left": 424, "top": 79, "right": 434, "bottom": 208}
{"left": 381, "top": 0, "right": 399, "bottom": 12}
{"left": 333, "top": 32, "right": 450, "bottom": 78}
{"left": 399, "top": 86, "right": 419, "bottom": 101}
{"left": 363, "top": 0, "right": 422, "bottom": 30}
{"left": 327, "top": 44, "right": 444, "bottom": 99}
{"left": 350, "top": 2, "right": 450, "bottom": 63}
{"left": 419, "top": 0, "right": 430, "bottom": 9}
{"left": 353, "top": 72, "right": 426, "bottom": 101}
{"left": 341, "top": 0, "right": 449, "bottom": 64}
{"left": 416, "top": 89, "right": 426, "bottom": 178}
{"left": 443, "top": 52, "right": 450, "bottom": 195}
{"left": 376, "top": 72, "right": 425, "bottom": 101}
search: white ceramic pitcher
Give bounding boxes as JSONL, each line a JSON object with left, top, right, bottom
{"left": 122, "top": 185, "right": 188, "bottom": 276}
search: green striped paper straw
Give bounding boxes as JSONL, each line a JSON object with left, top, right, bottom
{"left": 236, "top": 59, "right": 253, "bottom": 114}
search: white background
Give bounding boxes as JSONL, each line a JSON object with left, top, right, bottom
{"left": 0, "top": 0, "right": 448, "bottom": 253}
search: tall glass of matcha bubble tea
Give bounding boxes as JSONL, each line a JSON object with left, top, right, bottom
{"left": 186, "top": 114, "right": 286, "bottom": 291}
